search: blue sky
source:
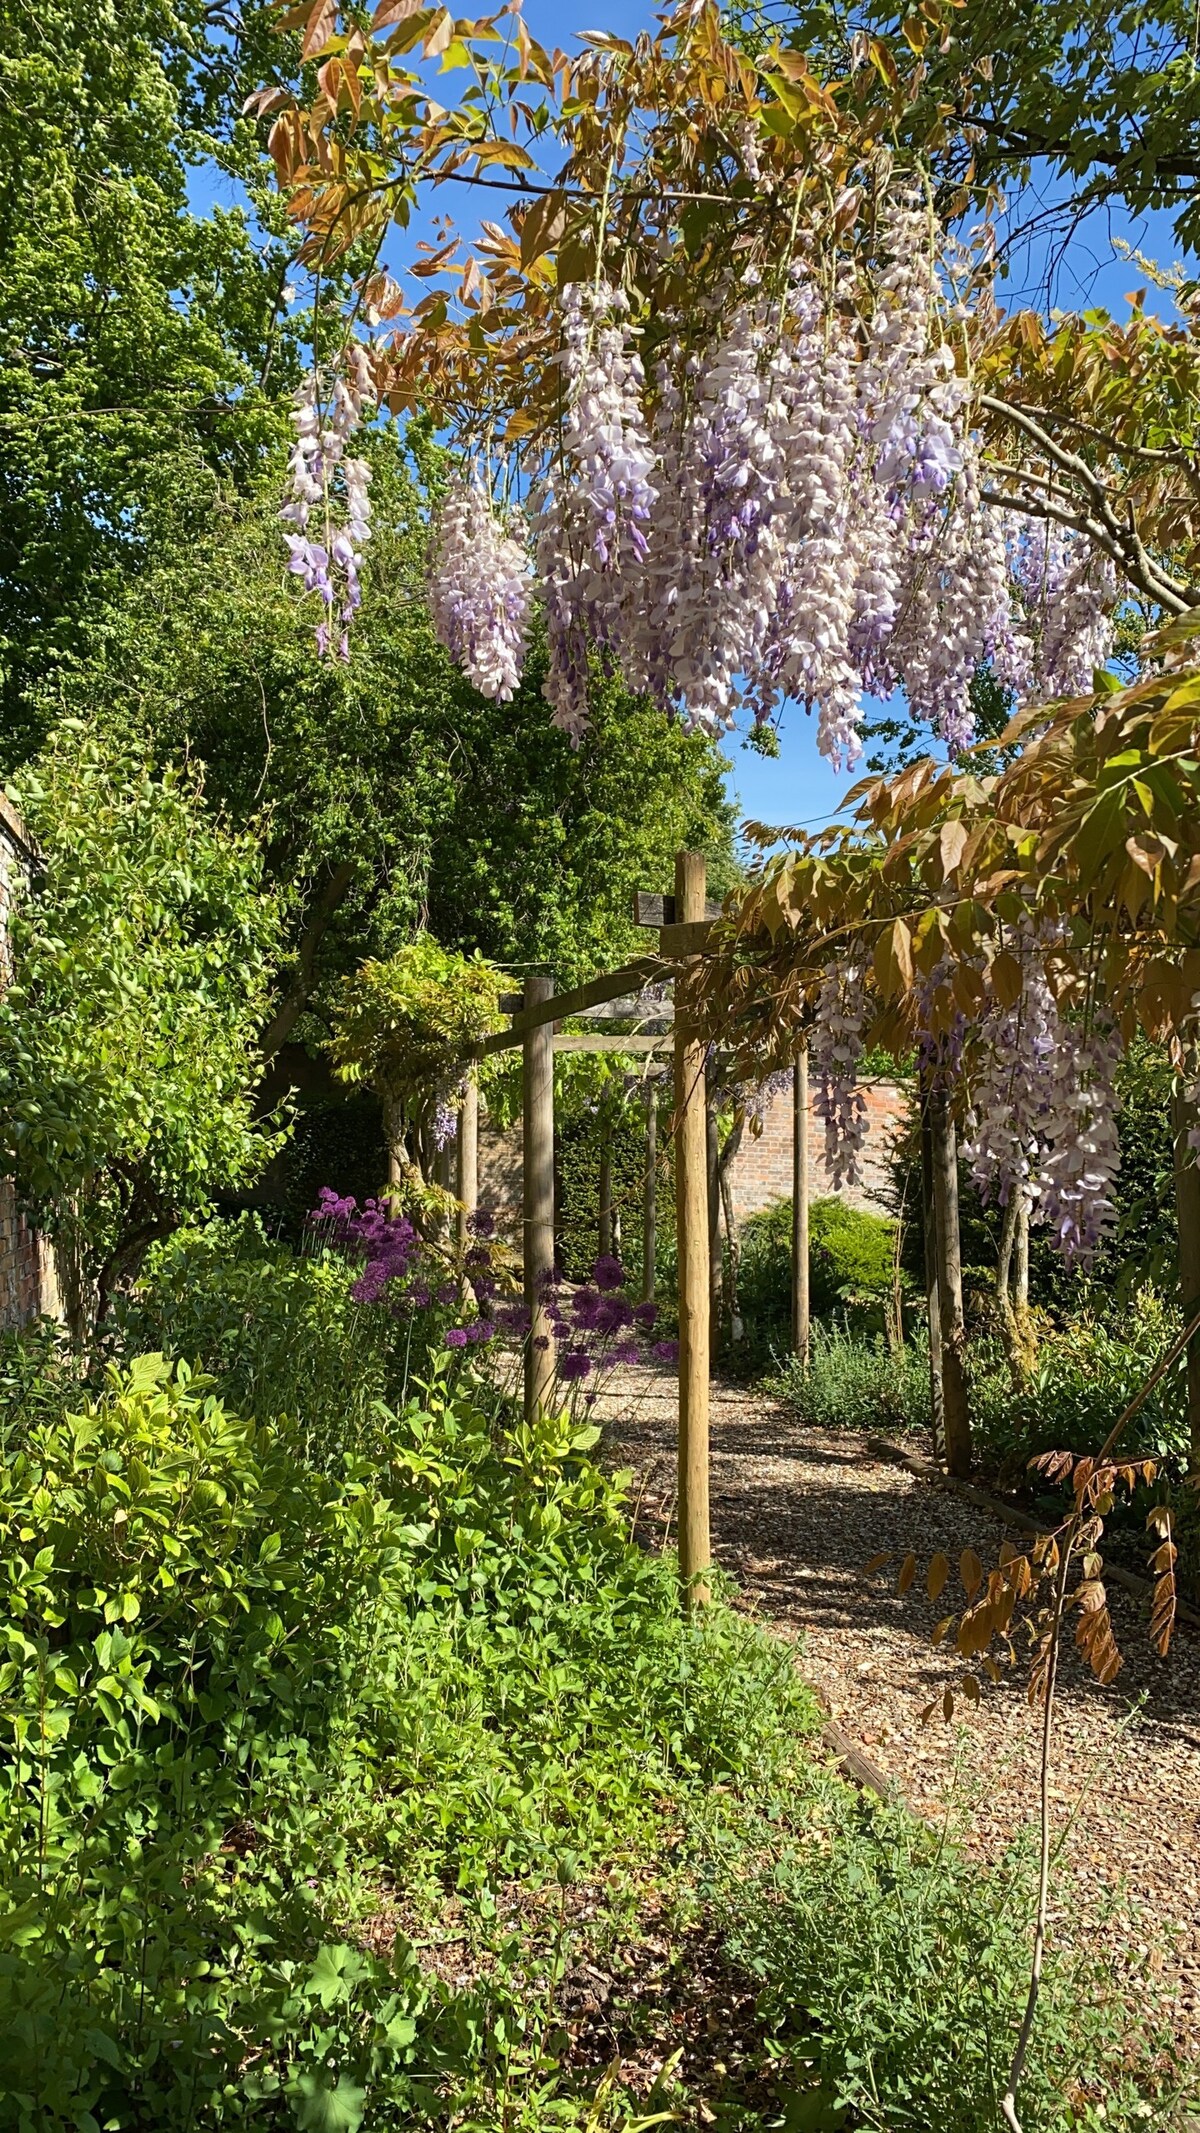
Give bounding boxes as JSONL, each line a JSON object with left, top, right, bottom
{"left": 195, "top": 0, "right": 1195, "bottom": 846}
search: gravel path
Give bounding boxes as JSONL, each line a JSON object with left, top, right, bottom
{"left": 597, "top": 1366, "right": 1200, "bottom": 2041}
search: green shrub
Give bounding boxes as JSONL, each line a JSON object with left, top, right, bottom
{"left": 114, "top": 1215, "right": 401, "bottom": 1470}
{"left": 771, "top": 1320, "right": 931, "bottom": 1436}
{"left": 970, "top": 1291, "right": 1187, "bottom": 1479}
{"left": 738, "top": 1196, "right": 904, "bottom": 1347}
{"left": 0, "top": 1344, "right": 819, "bottom": 2127}
{"left": 0, "top": 1351, "right": 409, "bottom": 2124}
{"left": 711, "top": 1776, "right": 1177, "bottom": 2132}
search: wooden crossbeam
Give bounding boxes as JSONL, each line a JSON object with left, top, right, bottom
{"left": 551, "top": 1033, "right": 670, "bottom": 1054}
{"left": 633, "top": 890, "right": 722, "bottom": 927}
{"left": 478, "top": 956, "right": 663, "bottom": 1056}
{"left": 658, "top": 918, "right": 716, "bottom": 957}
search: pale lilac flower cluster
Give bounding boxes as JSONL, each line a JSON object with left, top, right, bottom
{"left": 419, "top": 199, "right": 1116, "bottom": 763}
{"left": 428, "top": 477, "right": 530, "bottom": 701}
{"left": 281, "top": 348, "right": 373, "bottom": 660}
{"left": 535, "top": 282, "right": 658, "bottom": 741}
{"left": 810, "top": 959, "right": 870, "bottom": 1186}
{"left": 961, "top": 940, "right": 1122, "bottom": 1266}
{"left": 1011, "top": 522, "right": 1116, "bottom": 699}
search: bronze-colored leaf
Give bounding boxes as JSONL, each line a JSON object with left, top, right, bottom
{"left": 942, "top": 1685, "right": 955, "bottom": 1721}
{"left": 959, "top": 1548, "right": 983, "bottom": 1602}
{"left": 927, "top": 1551, "right": 950, "bottom": 1601}
{"left": 897, "top": 1551, "right": 918, "bottom": 1596}
{"left": 863, "top": 1550, "right": 891, "bottom": 1576}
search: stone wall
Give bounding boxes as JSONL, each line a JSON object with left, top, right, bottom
{"left": 476, "top": 1070, "right": 906, "bottom": 1228}
{"left": 0, "top": 795, "right": 59, "bottom": 1330}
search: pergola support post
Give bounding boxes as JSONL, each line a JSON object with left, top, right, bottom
{"left": 523, "top": 973, "right": 556, "bottom": 1421}
{"left": 791, "top": 1043, "right": 810, "bottom": 1367}
{"left": 456, "top": 1074, "right": 478, "bottom": 1260}
{"left": 674, "top": 850, "right": 711, "bottom": 1607}
{"left": 642, "top": 1084, "right": 657, "bottom": 1306}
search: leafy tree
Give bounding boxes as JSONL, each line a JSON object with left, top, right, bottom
{"left": 0, "top": 0, "right": 303, "bottom": 765}
{"left": 0, "top": 727, "right": 284, "bottom": 1339}
{"left": 771, "top": 0, "right": 1200, "bottom": 259}
{"left": 49, "top": 444, "right": 739, "bottom": 1041}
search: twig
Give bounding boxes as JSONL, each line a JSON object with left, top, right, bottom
{"left": 1001, "top": 1534, "right": 1073, "bottom": 2133}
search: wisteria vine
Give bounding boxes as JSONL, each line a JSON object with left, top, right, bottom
{"left": 282, "top": 203, "right": 1117, "bottom": 752}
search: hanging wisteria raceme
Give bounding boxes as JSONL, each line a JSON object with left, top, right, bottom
{"left": 311, "top": 199, "right": 1119, "bottom": 756}
{"left": 534, "top": 281, "right": 658, "bottom": 742}
{"left": 961, "top": 933, "right": 1122, "bottom": 1267}
{"left": 1012, "top": 521, "right": 1117, "bottom": 699}
{"left": 280, "top": 347, "right": 373, "bottom": 660}
{"left": 962, "top": 936, "right": 1059, "bottom": 1208}
{"left": 1034, "top": 1018, "right": 1122, "bottom": 1266}
{"left": 428, "top": 476, "right": 530, "bottom": 701}
{"left": 810, "top": 959, "right": 871, "bottom": 1186}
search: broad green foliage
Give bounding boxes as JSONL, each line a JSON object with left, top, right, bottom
{"left": 0, "top": 1329, "right": 817, "bottom": 2127}
{"left": 115, "top": 1219, "right": 400, "bottom": 1470}
{"left": 775, "top": 0, "right": 1200, "bottom": 255}
{"left": 328, "top": 938, "right": 504, "bottom": 1112}
{"left": 0, "top": 0, "right": 300, "bottom": 761}
{"left": 739, "top": 1196, "right": 903, "bottom": 1340}
{"left": 0, "top": 727, "right": 284, "bottom": 1334}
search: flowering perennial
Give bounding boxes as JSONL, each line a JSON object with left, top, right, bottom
{"left": 281, "top": 349, "right": 373, "bottom": 660}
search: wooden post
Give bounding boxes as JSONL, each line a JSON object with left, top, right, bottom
{"left": 642, "top": 1084, "right": 657, "bottom": 1305}
{"left": 919, "top": 1088, "right": 944, "bottom": 1454}
{"left": 706, "top": 1056, "right": 722, "bottom": 1344}
{"left": 1173, "top": 1081, "right": 1200, "bottom": 1472}
{"left": 791, "top": 1044, "right": 810, "bottom": 1367}
{"left": 598, "top": 1122, "right": 613, "bottom": 1262}
{"left": 523, "top": 972, "right": 556, "bottom": 1421}
{"left": 930, "top": 1086, "right": 971, "bottom": 1476}
{"left": 456, "top": 1074, "right": 478, "bottom": 1260}
{"left": 674, "top": 850, "right": 711, "bottom": 1606}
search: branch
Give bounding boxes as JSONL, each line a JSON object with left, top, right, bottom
{"left": 260, "top": 860, "right": 357, "bottom": 1064}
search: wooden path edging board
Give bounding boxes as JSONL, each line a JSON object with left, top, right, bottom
{"left": 866, "top": 1434, "right": 1200, "bottom": 1635}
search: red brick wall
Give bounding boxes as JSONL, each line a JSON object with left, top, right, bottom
{"left": 729, "top": 1076, "right": 906, "bottom": 1220}
{"left": 476, "top": 1072, "right": 907, "bottom": 1230}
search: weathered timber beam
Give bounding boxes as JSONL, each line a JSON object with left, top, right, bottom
{"left": 478, "top": 957, "right": 663, "bottom": 1055}
{"left": 658, "top": 918, "right": 716, "bottom": 958}
{"left": 551, "top": 1033, "right": 670, "bottom": 1054}
{"left": 633, "top": 890, "right": 723, "bottom": 928}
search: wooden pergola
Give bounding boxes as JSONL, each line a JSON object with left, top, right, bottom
{"left": 456, "top": 849, "right": 814, "bottom": 1610}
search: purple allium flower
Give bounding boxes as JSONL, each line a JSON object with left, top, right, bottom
{"left": 464, "top": 1246, "right": 492, "bottom": 1271}
{"left": 533, "top": 1334, "right": 551, "bottom": 1352}
{"left": 632, "top": 1301, "right": 658, "bottom": 1330}
{"left": 592, "top": 1255, "right": 625, "bottom": 1292}
{"left": 445, "top": 1327, "right": 469, "bottom": 1349}
{"left": 467, "top": 1209, "right": 496, "bottom": 1238}
{"left": 436, "top": 1282, "right": 458, "bottom": 1305}
{"left": 559, "top": 1351, "right": 593, "bottom": 1382}
{"left": 466, "top": 1320, "right": 495, "bottom": 1343}
{"left": 651, "top": 1339, "right": 680, "bottom": 1365}
{"left": 613, "top": 1342, "right": 641, "bottom": 1366}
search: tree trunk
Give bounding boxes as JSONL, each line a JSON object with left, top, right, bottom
{"left": 1173, "top": 1081, "right": 1200, "bottom": 1473}
{"left": 920, "top": 1089, "right": 944, "bottom": 1458}
{"left": 792, "top": 1046, "right": 810, "bottom": 1367}
{"left": 930, "top": 1086, "right": 972, "bottom": 1476}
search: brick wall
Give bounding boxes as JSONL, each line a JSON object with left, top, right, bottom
{"left": 476, "top": 1070, "right": 907, "bottom": 1228}
{"left": 0, "top": 795, "right": 59, "bottom": 1330}
{"left": 729, "top": 1075, "right": 905, "bottom": 1220}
